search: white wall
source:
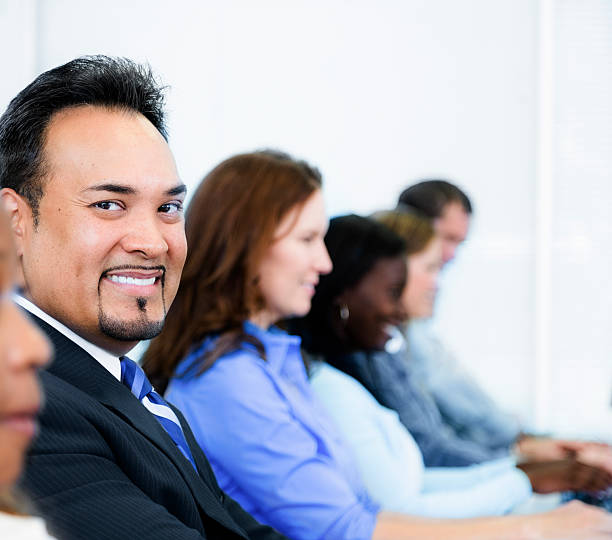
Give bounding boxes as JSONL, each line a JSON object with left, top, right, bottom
{"left": 1, "top": 0, "right": 609, "bottom": 439}
{"left": 547, "top": 0, "right": 612, "bottom": 438}
{"left": 0, "top": 1, "right": 38, "bottom": 111}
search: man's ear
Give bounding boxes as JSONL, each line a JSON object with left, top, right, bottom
{"left": 0, "top": 188, "right": 33, "bottom": 256}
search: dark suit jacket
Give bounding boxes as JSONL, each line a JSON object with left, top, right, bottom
{"left": 20, "top": 314, "right": 288, "bottom": 540}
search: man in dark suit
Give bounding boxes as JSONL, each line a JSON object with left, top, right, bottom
{"left": 0, "top": 56, "right": 287, "bottom": 540}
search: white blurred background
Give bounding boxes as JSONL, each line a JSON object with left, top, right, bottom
{"left": 1, "top": 0, "right": 610, "bottom": 439}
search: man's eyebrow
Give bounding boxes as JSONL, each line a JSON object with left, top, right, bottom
{"left": 83, "top": 183, "right": 136, "bottom": 195}
{"left": 82, "top": 183, "right": 187, "bottom": 196}
{"left": 166, "top": 184, "right": 187, "bottom": 196}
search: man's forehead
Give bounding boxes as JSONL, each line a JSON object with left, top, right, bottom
{"left": 41, "top": 105, "right": 180, "bottom": 194}
{"left": 46, "top": 104, "right": 148, "bottom": 137}
{"left": 437, "top": 203, "right": 470, "bottom": 228}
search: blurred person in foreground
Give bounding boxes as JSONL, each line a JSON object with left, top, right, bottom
{"left": 0, "top": 205, "right": 54, "bottom": 538}
{"left": 143, "top": 151, "right": 612, "bottom": 539}
{"left": 0, "top": 55, "right": 287, "bottom": 540}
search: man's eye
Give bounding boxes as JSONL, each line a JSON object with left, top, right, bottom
{"left": 159, "top": 201, "right": 183, "bottom": 214}
{"left": 92, "top": 201, "right": 122, "bottom": 211}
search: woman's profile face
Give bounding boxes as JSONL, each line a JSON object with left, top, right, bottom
{"left": 0, "top": 214, "right": 51, "bottom": 488}
{"left": 255, "top": 190, "right": 332, "bottom": 328}
{"left": 339, "top": 255, "right": 407, "bottom": 351}
{"left": 402, "top": 237, "right": 443, "bottom": 319}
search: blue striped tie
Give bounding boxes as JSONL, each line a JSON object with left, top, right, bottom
{"left": 120, "top": 356, "right": 197, "bottom": 471}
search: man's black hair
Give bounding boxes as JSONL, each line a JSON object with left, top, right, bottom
{"left": 0, "top": 55, "right": 168, "bottom": 224}
{"left": 398, "top": 179, "right": 472, "bottom": 219}
{"left": 292, "top": 214, "right": 406, "bottom": 356}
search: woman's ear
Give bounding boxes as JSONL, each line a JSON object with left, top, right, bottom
{"left": 333, "top": 290, "right": 353, "bottom": 323}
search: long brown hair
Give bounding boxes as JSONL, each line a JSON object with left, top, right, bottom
{"left": 142, "top": 150, "right": 322, "bottom": 390}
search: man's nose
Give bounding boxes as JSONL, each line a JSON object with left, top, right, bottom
{"left": 119, "top": 214, "right": 168, "bottom": 259}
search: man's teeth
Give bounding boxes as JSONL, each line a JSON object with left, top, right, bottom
{"left": 108, "top": 275, "right": 156, "bottom": 286}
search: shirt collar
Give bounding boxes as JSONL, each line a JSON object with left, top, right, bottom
{"left": 244, "top": 320, "right": 302, "bottom": 374}
{"left": 15, "top": 294, "right": 122, "bottom": 381}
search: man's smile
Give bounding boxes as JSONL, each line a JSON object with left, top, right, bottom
{"left": 101, "top": 266, "right": 165, "bottom": 296}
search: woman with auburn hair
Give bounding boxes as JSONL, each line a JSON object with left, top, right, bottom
{"left": 143, "top": 150, "right": 330, "bottom": 388}
{"left": 143, "top": 153, "right": 612, "bottom": 540}
{"left": 0, "top": 206, "right": 54, "bottom": 537}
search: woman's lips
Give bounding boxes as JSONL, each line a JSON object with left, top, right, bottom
{"left": 0, "top": 413, "right": 38, "bottom": 438}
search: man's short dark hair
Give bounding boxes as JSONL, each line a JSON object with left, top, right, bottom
{"left": 398, "top": 179, "right": 472, "bottom": 219}
{"left": 0, "top": 55, "right": 168, "bottom": 224}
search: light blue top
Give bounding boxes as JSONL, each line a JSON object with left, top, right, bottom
{"left": 165, "top": 323, "right": 379, "bottom": 540}
{"left": 407, "top": 319, "right": 522, "bottom": 450}
{"left": 309, "top": 361, "right": 533, "bottom": 518}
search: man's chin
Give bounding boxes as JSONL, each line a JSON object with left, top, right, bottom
{"left": 98, "top": 313, "right": 165, "bottom": 342}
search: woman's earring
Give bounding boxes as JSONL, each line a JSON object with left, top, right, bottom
{"left": 339, "top": 304, "right": 350, "bottom": 321}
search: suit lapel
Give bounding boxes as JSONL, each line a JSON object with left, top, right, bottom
{"left": 34, "top": 314, "right": 189, "bottom": 465}
{"left": 30, "top": 313, "right": 248, "bottom": 538}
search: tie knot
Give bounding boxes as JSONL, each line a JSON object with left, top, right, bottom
{"left": 120, "top": 356, "right": 153, "bottom": 400}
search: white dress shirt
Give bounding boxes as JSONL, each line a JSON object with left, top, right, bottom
{"left": 0, "top": 512, "right": 56, "bottom": 540}
{"left": 15, "top": 294, "right": 175, "bottom": 424}
{"left": 15, "top": 294, "right": 122, "bottom": 381}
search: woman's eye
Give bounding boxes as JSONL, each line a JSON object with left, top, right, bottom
{"left": 389, "top": 287, "right": 403, "bottom": 299}
{"left": 92, "top": 201, "right": 122, "bottom": 211}
{"left": 159, "top": 201, "right": 183, "bottom": 215}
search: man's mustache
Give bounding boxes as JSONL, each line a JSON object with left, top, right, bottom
{"left": 100, "top": 265, "right": 166, "bottom": 279}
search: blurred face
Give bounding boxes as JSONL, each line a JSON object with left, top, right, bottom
{"left": 340, "top": 255, "right": 407, "bottom": 351}
{"left": 434, "top": 201, "right": 470, "bottom": 265}
{"left": 5, "top": 106, "right": 187, "bottom": 355}
{"left": 402, "top": 237, "right": 443, "bottom": 319}
{"left": 0, "top": 214, "right": 51, "bottom": 488}
{"left": 255, "top": 190, "right": 332, "bottom": 328}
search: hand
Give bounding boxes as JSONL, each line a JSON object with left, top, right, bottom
{"left": 376, "top": 501, "right": 612, "bottom": 540}
{"left": 525, "top": 500, "right": 612, "bottom": 539}
{"left": 516, "top": 436, "right": 598, "bottom": 462}
{"left": 517, "top": 458, "right": 612, "bottom": 493}
{"left": 576, "top": 444, "right": 612, "bottom": 476}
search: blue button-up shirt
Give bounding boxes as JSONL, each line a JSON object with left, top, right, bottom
{"left": 166, "top": 323, "right": 379, "bottom": 540}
